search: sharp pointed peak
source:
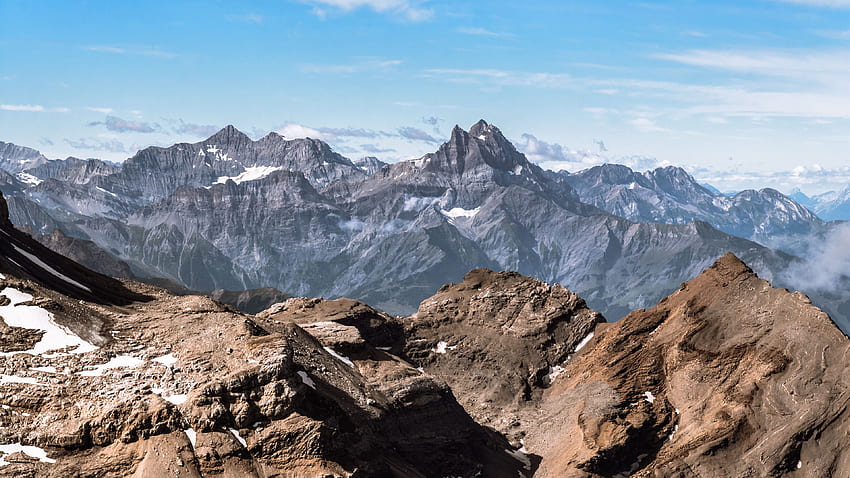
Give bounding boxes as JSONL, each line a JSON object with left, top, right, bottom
{"left": 205, "top": 125, "right": 251, "bottom": 143}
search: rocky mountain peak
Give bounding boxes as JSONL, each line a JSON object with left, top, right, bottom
{"left": 0, "top": 141, "right": 49, "bottom": 174}
{"left": 701, "top": 251, "right": 756, "bottom": 284}
{"left": 436, "top": 120, "right": 530, "bottom": 175}
{"left": 354, "top": 156, "right": 388, "bottom": 175}
{"left": 204, "top": 124, "right": 252, "bottom": 146}
{"left": 404, "top": 268, "right": 604, "bottom": 440}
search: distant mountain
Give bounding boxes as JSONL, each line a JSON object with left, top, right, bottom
{"left": 809, "top": 186, "right": 850, "bottom": 221}
{"left": 0, "top": 122, "right": 832, "bottom": 326}
{"left": 558, "top": 163, "right": 824, "bottom": 242}
{"left": 354, "top": 156, "right": 388, "bottom": 175}
{"left": 0, "top": 141, "right": 49, "bottom": 174}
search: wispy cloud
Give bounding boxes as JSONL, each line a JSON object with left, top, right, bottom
{"left": 85, "top": 107, "right": 113, "bottom": 114}
{"left": 816, "top": 29, "right": 850, "bottom": 40}
{"left": 424, "top": 68, "right": 574, "bottom": 88}
{"left": 397, "top": 126, "right": 439, "bottom": 143}
{"left": 361, "top": 143, "right": 396, "bottom": 153}
{"left": 773, "top": 0, "right": 850, "bottom": 7}
{"left": 319, "top": 126, "right": 385, "bottom": 138}
{"left": 277, "top": 123, "right": 336, "bottom": 141}
{"left": 457, "top": 27, "right": 515, "bottom": 38}
{"left": 226, "top": 13, "right": 264, "bottom": 23}
{"left": 304, "top": 0, "right": 433, "bottom": 21}
{"left": 0, "top": 104, "right": 69, "bottom": 112}
{"left": 175, "top": 121, "right": 221, "bottom": 137}
{"left": 64, "top": 137, "right": 130, "bottom": 153}
{"left": 421, "top": 115, "right": 442, "bottom": 133}
{"left": 515, "top": 133, "right": 670, "bottom": 172}
{"left": 629, "top": 117, "right": 669, "bottom": 133}
{"left": 300, "top": 58, "right": 403, "bottom": 74}
{"left": 85, "top": 45, "right": 126, "bottom": 53}
{"left": 89, "top": 115, "right": 158, "bottom": 133}
{"left": 84, "top": 45, "right": 177, "bottom": 59}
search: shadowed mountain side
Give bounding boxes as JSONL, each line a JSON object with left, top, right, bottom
{"left": 0, "top": 192, "right": 148, "bottom": 306}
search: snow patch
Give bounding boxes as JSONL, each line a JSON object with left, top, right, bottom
{"left": 0, "top": 443, "right": 55, "bottom": 465}
{"left": 95, "top": 186, "right": 118, "bottom": 198}
{"left": 214, "top": 166, "right": 282, "bottom": 185}
{"left": 323, "top": 347, "right": 355, "bottom": 368}
{"left": 644, "top": 391, "right": 656, "bottom": 404}
{"left": 152, "top": 353, "right": 178, "bottom": 367}
{"left": 432, "top": 341, "right": 457, "bottom": 354}
{"left": 11, "top": 245, "right": 91, "bottom": 292}
{"left": 164, "top": 394, "right": 187, "bottom": 405}
{"left": 0, "top": 287, "right": 98, "bottom": 356}
{"left": 668, "top": 424, "right": 678, "bottom": 441}
{"left": 15, "top": 172, "right": 42, "bottom": 186}
{"left": 547, "top": 365, "right": 565, "bottom": 384}
{"left": 504, "top": 447, "right": 532, "bottom": 470}
{"left": 30, "top": 366, "right": 57, "bottom": 374}
{"left": 0, "top": 374, "right": 45, "bottom": 385}
{"left": 440, "top": 207, "right": 480, "bottom": 219}
{"left": 574, "top": 332, "right": 594, "bottom": 352}
{"left": 229, "top": 428, "right": 247, "bottom": 448}
{"left": 76, "top": 355, "right": 145, "bottom": 377}
{"left": 297, "top": 371, "right": 316, "bottom": 389}
{"left": 184, "top": 428, "right": 196, "bottom": 449}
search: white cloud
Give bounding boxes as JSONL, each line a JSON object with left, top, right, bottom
{"left": 300, "top": 58, "right": 403, "bottom": 74}
{"left": 774, "top": 0, "right": 850, "bottom": 6}
{"left": 629, "top": 117, "right": 669, "bottom": 133}
{"left": 303, "top": 0, "right": 433, "bottom": 21}
{"left": 85, "top": 107, "right": 113, "bottom": 114}
{"left": 84, "top": 45, "right": 177, "bottom": 58}
{"left": 85, "top": 45, "right": 126, "bottom": 53}
{"left": 425, "top": 68, "right": 574, "bottom": 88}
{"left": 0, "top": 104, "right": 69, "bottom": 113}
{"left": 515, "top": 133, "right": 672, "bottom": 173}
{"left": 277, "top": 123, "right": 336, "bottom": 141}
{"left": 227, "top": 13, "right": 264, "bottom": 23}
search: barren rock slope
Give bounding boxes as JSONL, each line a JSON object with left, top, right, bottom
{"left": 526, "top": 253, "right": 850, "bottom": 477}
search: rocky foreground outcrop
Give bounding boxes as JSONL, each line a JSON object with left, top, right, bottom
{"left": 525, "top": 253, "right": 850, "bottom": 477}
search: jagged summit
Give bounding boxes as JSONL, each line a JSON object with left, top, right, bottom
{"left": 203, "top": 124, "right": 252, "bottom": 145}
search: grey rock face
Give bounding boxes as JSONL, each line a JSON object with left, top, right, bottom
{"left": 354, "top": 156, "right": 388, "bottom": 175}
{"left": 0, "top": 141, "right": 48, "bottom": 174}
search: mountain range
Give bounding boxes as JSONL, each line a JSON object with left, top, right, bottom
{"left": 0, "top": 121, "right": 845, "bottom": 329}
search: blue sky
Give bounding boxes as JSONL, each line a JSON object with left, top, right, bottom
{"left": 3, "top": 0, "right": 850, "bottom": 194}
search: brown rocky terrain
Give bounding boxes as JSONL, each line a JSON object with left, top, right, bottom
{"left": 400, "top": 269, "right": 604, "bottom": 443}
{"left": 524, "top": 253, "right": 850, "bottom": 477}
